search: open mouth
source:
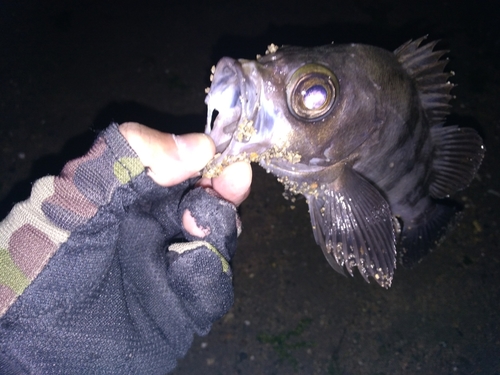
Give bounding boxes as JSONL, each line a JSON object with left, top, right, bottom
{"left": 204, "top": 57, "right": 247, "bottom": 155}
{"left": 207, "top": 109, "right": 231, "bottom": 153}
{"left": 202, "top": 56, "right": 294, "bottom": 178}
{"left": 205, "top": 106, "right": 241, "bottom": 155}
{"left": 202, "top": 57, "right": 266, "bottom": 177}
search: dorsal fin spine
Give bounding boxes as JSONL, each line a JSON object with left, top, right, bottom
{"left": 394, "top": 37, "right": 453, "bottom": 127}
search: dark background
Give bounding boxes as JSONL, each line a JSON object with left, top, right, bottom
{"left": 1, "top": 0, "right": 499, "bottom": 374}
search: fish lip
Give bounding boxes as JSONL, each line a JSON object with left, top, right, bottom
{"left": 204, "top": 57, "right": 276, "bottom": 173}
{"left": 205, "top": 57, "right": 256, "bottom": 155}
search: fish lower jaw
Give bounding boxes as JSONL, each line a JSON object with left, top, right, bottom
{"left": 202, "top": 151, "right": 262, "bottom": 178}
{"left": 202, "top": 139, "right": 301, "bottom": 179}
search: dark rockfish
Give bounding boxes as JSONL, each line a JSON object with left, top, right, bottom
{"left": 203, "top": 37, "right": 484, "bottom": 288}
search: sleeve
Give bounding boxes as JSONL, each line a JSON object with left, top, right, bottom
{"left": 0, "top": 124, "right": 240, "bottom": 374}
{"left": 0, "top": 123, "right": 145, "bottom": 317}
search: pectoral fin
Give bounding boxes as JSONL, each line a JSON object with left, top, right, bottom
{"left": 307, "top": 166, "right": 396, "bottom": 288}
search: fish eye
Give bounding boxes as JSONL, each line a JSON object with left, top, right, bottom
{"left": 286, "top": 64, "right": 338, "bottom": 121}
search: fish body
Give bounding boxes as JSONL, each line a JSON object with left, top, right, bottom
{"left": 204, "top": 38, "right": 484, "bottom": 287}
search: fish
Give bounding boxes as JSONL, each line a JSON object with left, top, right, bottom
{"left": 202, "top": 37, "right": 484, "bottom": 288}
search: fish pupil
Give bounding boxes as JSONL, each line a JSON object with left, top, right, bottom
{"left": 302, "top": 85, "right": 327, "bottom": 109}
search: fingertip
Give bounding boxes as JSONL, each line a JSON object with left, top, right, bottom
{"left": 200, "top": 133, "right": 216, "bottom": 155}
{"left": 212, "top": 161, "right": 252, "bottom": 206}
{"left": 173, "top": 133, "right": 216, "bottom": 171}
{"left": 182, "top": 209, "right": 210, "bottom": 238}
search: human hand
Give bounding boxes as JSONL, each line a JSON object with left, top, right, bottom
{"left": 0, "top": 122, "right": 245, "bottom": 374}
{"left": 118, "top": 122, "right": 252, "bottom": 206}
{"left": 117, "top": 122, "right": 243, "bottom": 370}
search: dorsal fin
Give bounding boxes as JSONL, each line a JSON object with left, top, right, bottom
{"left": 394, "top": 36, "right": 454, "bottom": 127}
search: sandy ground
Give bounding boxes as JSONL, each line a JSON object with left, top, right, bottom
{"left": 1, "top": 0, "right": 499, "bottom": 374}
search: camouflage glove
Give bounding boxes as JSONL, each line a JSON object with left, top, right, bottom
{"left": 123, "top": 185, "right": 240, "bottom": 337}
{"left": 0, "top": 178, "right": 240, "bottom": 375}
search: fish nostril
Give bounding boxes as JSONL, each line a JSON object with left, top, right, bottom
{"left": 222, "top": 65, "right": 235, "bottom": 76}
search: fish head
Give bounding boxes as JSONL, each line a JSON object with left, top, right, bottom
{"left": 204, "top": 44, "right": 386, "bottom": 180}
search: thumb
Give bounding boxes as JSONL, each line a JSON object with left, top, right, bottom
{"left": 163, "top": 132, "right": 215, "bottom": 186}
{"left": 119, "top": 122, "right": 215, "bottom": 186}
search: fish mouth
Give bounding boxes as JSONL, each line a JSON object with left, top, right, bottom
{"left": 203, "top": 57, "right": 276, "bottom": 177}
{"left": 205, "top": 58, "right": 249, "bottom": 153}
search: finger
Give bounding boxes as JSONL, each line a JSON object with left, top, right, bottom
{"left": 119, "top": 122, "right": 215, "bottom": 186}
{"left": 182, "top": 209, "right": 211, "bottom": 238}
{"left": 158, "top": 133, "right": 214, "bottom": 186}
{"left": 211, "top": 161, "right": 252, "bottom": 206}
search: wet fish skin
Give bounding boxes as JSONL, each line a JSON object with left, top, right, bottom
{"left": 204, "top": 38, "right": 484, "bottom": 288}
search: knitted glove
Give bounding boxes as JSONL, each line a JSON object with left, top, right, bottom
{"left": 0, "top": 178, "right": 240, "bottom": 375}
